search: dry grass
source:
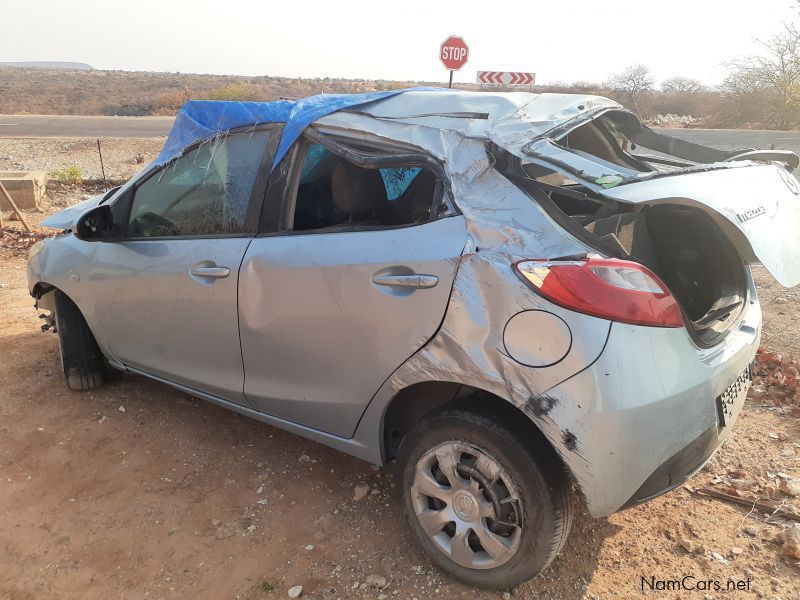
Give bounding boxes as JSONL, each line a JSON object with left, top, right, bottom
{"left": 0, "top": 66, "right": 781, "bottom": 129}
{"left": 0, "top": 68, "right": 438, "bottom": 116}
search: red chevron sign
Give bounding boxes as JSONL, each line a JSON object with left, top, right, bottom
{"left": 477, "top": 71, "right": 536, "bottom": 85}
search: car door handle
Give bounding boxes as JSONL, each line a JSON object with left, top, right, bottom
{"left": 371, "top": 273, "right": 439, "bottom": 289}
{"left": 190, "top": 266, "right": 230, "bottom": 278}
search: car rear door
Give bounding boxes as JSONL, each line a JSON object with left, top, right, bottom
{"left": 87, "top": 127, "right": 279, "bottom": 403}
{"left": 238, "top": 134, "right": 467, "bottom": 437}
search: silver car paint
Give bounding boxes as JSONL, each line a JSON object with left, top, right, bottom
{"left": 541, "top": 296, "right": 760, "bottom": 516}
{"left": 30, "top": 92, "right": 775, "bottom": 518}
{"left": 598, "top": 164, "right": 800, "bottom": 287}
{"left": 238, "top": 216, "right": 468, "bottom": 436}
{"left": 516, "top": 134, "right": 800, "bottom": 287}
{"left": 85, "top": 238, "right": 252, "bottom": 402}
{"left": 40, "top": 193, "right": 107, "bottom": 229}
{"left": 357, "top": 90, "right": 621, "bottom": 149}
{"left": 312, "top": 112, "right": 760, "bottom": 515}
{"left": 29, "top": 233, "right": 117, "bottom": 359}
{"left": 28, "top": 234, "right": 252, "bottom": 401}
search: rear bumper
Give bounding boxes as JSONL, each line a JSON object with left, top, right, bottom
{"left": 621, "top": 424, "right": 719, "bottom": 509}
{"left": 621, "top": 359, "right": 754, "bottom": 508}
{"left": 541, "top": 292, "right": 760, "bottom": 517}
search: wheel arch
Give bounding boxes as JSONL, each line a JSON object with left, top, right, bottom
{"left": 32, "top": 280, "right": 56, "bottom": 297}
{"left": 382, "top": 381, "right": 574, "bottom": 489}
{"left": 34, "top": 282, "right": 118, "bottom": 368}
{"left": 32, "top": 281, "right": 59, "bottom": 314}
{"left": 32, "top": 282, "right": 88, "bottom": 320}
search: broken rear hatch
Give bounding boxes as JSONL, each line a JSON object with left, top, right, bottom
{"left": 496, "top": 108, "right": 800, "bottom": 289}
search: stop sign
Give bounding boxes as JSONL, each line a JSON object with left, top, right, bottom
{"left": 440, "top": 36, "right": 469, "bottom": 71}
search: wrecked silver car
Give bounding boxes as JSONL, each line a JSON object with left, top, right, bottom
{"left": 27, "top": 90, "right": 800, "bottom": 588}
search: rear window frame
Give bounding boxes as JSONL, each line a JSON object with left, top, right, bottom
{"left": 257, "top": 127, "right": 459, "bottom": 237}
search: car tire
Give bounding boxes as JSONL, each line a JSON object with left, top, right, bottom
{"left": 53, "top": 290, "right": 104, "bottom": 391}
{"left": 398, "top": 408, "right": 573, "bottom": 590}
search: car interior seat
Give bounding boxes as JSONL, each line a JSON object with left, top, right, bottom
{"left": 330, "top": 161, "right": 389, "bottom": 225}
{"left": 390, "top": 170, "right": 437, "bottom": 224}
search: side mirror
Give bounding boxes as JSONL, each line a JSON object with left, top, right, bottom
{"left": 75, "top": 205, "right": 115, "bottom": 241}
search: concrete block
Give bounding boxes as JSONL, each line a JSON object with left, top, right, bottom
{"left": 0, "top": 171, "right": 47, "bottom": 210}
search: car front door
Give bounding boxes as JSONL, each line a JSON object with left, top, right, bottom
{"left": 87, "top": 127, "right": 278, "bottom": 403}
{"left": 238, "top": 134, "right": 467, "bottom": 437}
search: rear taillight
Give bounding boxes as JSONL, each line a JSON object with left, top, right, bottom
{"left": 514, "top": 257, "right": 683, "bottom": 328}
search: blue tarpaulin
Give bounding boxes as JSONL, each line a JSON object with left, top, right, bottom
{"left": 154, "top": 88, "right": 435, "bottom": 171}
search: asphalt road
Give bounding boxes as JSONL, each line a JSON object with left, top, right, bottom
{"left": 0, "top": 114, "right": 174, "bottom": 138}
{"left": 658, "top": 128, "right": 800, "bottom": 155}
{"left": 2, "top": 114, "right": 800, "bottom": 156}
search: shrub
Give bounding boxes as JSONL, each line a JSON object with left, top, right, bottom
{"left": 205, "top": 83, "right": 259, "bottom": 102}
{"left": 156, "top": 89, "right": 191, "bottom": 111}
{"left": 50, "top": 165, "right": 83, "bottom": 185}
{"left": 375, "top": 81, "right": 408, "bottom": 91}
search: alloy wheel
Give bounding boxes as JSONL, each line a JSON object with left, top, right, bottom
{"left": 410, "top": 441, "right": 523, "bottom": 569}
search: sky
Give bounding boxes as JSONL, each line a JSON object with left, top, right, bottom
{"left": 1, "top": 0, "right": 797, "bottom": 86}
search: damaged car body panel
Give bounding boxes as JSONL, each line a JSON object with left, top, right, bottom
{"left": 597, "top": 165, "right": 800, "bottom": 287}
{"left": 317, "top": 107, "right": 765, "bottom": 517}
{"left": 236, "top": 115, "right": 612, "bottom": 440}
{"left": 39, "top": 194, "right": 105, "bottom": 230}
{"left": 28, "top": 91, "right": 800, "bottom": 582}
{"left": 509, "top": 107, "right": 800, "bottom": 287}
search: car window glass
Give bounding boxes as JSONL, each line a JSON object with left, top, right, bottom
{"left": 381, "top": 167, "right": 422, "bottom": 199}
{"left": 291, "top": 143, "right": 441, "bottom": 231}
{"left": 128, "top": 131, "right": 269, "bottom": 237}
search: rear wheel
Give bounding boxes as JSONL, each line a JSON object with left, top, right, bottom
{"left": 399, "top": 409, "right": 572, "bottom": 590}
{"left": 53, "top": 290, "right": 104, "bottom": 391}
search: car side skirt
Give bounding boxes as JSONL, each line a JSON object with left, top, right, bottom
{"left": 125, "top": 366, "right": 380, "bottom": 464}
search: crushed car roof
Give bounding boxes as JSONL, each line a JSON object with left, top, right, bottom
{"left": 155, "top": 88, "right": 420, "bottom": 169}
{"left": 155, "top": 89, "right": 621, "bottom": 171}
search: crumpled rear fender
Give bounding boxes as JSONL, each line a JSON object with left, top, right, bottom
{"left": 344, "top": 121, "right": 613, "bottom": 501}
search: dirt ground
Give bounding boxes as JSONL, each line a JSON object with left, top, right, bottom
{"left": 0, "top": 137, "right": 164, "bottom": 181}
{"left": 1, "top": 139, "right": 799, "bottom": 599}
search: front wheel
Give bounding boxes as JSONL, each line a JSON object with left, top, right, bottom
{"left": 398, "top": 409, "right": 573, "bottom": 590}
{"left": 53, "top": 290, "right": 104, "bottom": 391}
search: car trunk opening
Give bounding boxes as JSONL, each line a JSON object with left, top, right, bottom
{"left": 516, "top": 173, "right": 749, "bottom": 345}
{"left": 581, "top": 203, "right": 748, "bottom": 345}
{"left": 491, "top": 104, "right": 800, "bottom": 344}
{"left": 494, "top": 156, "right": 753, "bottom": 347}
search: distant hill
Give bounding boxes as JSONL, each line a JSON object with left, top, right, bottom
{"left": 0, "top": 67, "right": 445, "bottom": 116}
{"left": 0, "top": 61, "right": 94, "bottom": 71}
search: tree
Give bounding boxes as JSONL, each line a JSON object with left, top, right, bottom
{"left": 605, "top": 65, "right": 655, "bottom": 116}
{"left": 721, "top": 24, "right": 800, "bottom": 129}
{"left": 661, "top": 76, "right": 704, "bottom": 94}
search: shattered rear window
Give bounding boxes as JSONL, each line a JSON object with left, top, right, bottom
{"left": 299, "top": 143, "right": 423, "bottom": 200}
